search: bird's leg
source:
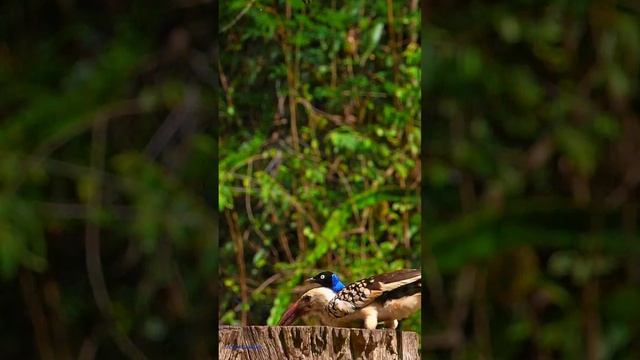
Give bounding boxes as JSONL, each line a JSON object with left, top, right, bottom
{"left": 364, "top": 316, "right": 378, "bottom": 330}
{"left": 362, "top": 308, "right": 379, "bottom": 330}
{"left": 384, "top": 319, "right": 398, "bottom": 329}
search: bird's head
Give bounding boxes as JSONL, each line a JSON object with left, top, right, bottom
{"left": 306, "top": 271, "right": 345, "bottom": 292}
{"left": 278, "top": 287, "right": 334, "bottom": 326}
{"left": 306, "top": 271, "right": 334, "bottom": 288}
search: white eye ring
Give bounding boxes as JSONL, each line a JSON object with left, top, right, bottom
{"left": 320, "top": 275, "right": 325, "bottom": 279}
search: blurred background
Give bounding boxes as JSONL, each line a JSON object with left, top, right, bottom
{"left": 219, "top": 0, "right": 421, "bottom": 333}
{"left": 424, "top": 0, "right": 640, "bottom": 359}
{"left": 0, "top": 1, "right": 216, "bottom": 358}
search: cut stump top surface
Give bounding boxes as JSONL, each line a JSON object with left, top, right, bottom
{"left": 219, "top": 326, "right": 419, "bottom": 360}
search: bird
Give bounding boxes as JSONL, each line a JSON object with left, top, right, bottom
{"left": 278, "top": 269, "right": 421, "bottom": 330}
{"left": 307, "top": 271, "right": 346, "bottom": 292}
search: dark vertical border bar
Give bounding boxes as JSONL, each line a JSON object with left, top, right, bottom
{"left": 420, "top": 0, "right": 429, "bottom": 357}
{"left": 212, "top": 0, "right": 220, "bottom": 356}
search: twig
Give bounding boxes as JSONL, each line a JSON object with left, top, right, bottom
{"left": 297, "top": 97, "right": 345, "bottom": 126}
{"left": 281, "top": 0, "right": 299, "bottom": 151}
{"left": 449, "top": 266, "right": 477, "bottom": 356}
{"left": 225, "top": 210, "right": 249, "bottom": 326}
{"left": 78, "top": 336, "right": 97, "bottom": 360}
{"left": 244, "top": 160, "right": 271, "bottom": 244}
{"left": 220, "top": 0, "right": 256, "bottom": 33}
{"left": 473, "top": 269, "right": 492, "bottom": 358}
{"left": 0, "top": 151, "right": 121, "bottom": 184}
{"left": 402, "top": 209, "right": 410, "bottom": 248}
{"left": 278, "top": 229, "right": 295, "bottom": 263}
{"left": 336, "top": 166, "right": 361, "bottom": 223}
{"left": 583, "top": 279, "right": 601, "bottom": 360}
{"left": 43, "top": 280, "right": 72, "bottom": 359}
{"left": 258, "top": 174, "right": 320, "bottom": 232}
{"left": 385, "top": 0, "right": 400, "bottom": 106}
{"left": 39, "top": 202, "right": 133, "bottom": 220}
{"left": 409, "top": 0, "right": 419, "bottom": 44}
{"left": 252, "top": 274, "right": 281, "bottom": 296}
{"left": 145, "top": 86, "right": 199, "bottom": 159}
{"left": 5, "top": 100, "right": 141, "bottom": 196}
{"left": 86, "top": 120, "right": 147, "bottom": 360}
{"left": 20, "top": 271, "right": 55, "bottom": 360}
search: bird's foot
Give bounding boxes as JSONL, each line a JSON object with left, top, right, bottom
{"left": 384, "top": 319, "right": 398, "bottom": 329}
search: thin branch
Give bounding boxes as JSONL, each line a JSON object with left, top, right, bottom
{"left": 252, "top": 274, "right": 281, "bottom": 296}
{"left": 144, "top": 86, "right": 199, "bottom": 159}
{"left": 297, "top": 97, "right": 345, "bottom": 126}
{"left": 409, "top": 0, "right": 419, "bottom": 44}
{"left": 0, "top": 151, "right": 121, "bottom": 184}
{"left": 282, "top": 0, "right": 299, "bottom": 151}
{"left": 86, "top": 120, "right": 147, "bottom": 360}
{"left": 449, "top": 266, "right": 477, "bottom": 356}
{"left": 225, "top": 210, "right": 249, "bottom": 326}
{"left": 278, "top": 229, "right": 295, "bottom": 263}
{"left": 220, "top": 0, "right": 256, "bottom": 33}
{"left": 385, "top": 0, "right": 400, "bottom": 106}
{"left": 39, "top": 202, "right": 133, "bottom": 220}
{"left": 78, "top": 336, "right": 98, "bottom": 360}
{"left": 5, "top": 100, "right": 141, "bottom": 195}
{"left": 43, "top": 280, "right": 72, "bottom": 359}
{"left": 244, "top": 160, "right": 271, "bottom": 244}
{"left": 336, "top": 167, "right": 361, "bottom": 223}
{"left": 20, "top": 271, "right": 55, "bottom": 360}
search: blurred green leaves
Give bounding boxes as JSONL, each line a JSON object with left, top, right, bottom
{"left": 426, "top": 1, "right": 640, "bottom": 358}
{"left": 0, "top": 196, "right": 46, "bottom": 279}
{"left": 0, "top": 3, "right": 216, "bottom": 357}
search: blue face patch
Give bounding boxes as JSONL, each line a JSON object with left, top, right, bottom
{"left": 331, "top": 273, "right": 346, "bottom": 292}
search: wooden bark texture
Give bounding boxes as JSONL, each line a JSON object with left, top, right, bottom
{"left": 219, "top": 326, "right": 419, "bottom": 360}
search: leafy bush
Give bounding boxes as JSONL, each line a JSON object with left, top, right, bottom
{"left": 219, "top": 0, "right": 421, "bottom": 333}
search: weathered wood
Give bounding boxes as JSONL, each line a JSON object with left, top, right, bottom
{"left": 219, "top": 326, "right": 419, "bottom": 360}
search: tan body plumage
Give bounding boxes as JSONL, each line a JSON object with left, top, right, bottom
{"left": 279, "top": 269, "right": 422, "bottom": 329}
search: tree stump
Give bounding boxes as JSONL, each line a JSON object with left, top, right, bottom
{"left": 219, "top": 326, "right": 419, "bottom": 360}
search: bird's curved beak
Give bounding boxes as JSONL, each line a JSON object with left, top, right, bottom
{"left": 278, "top": 300, "right": 307, "bottom": 326}
{"left": 305, "top": 277, "right": 315, "bottom": 283}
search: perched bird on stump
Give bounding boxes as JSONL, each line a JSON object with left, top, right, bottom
{"left": 279, "top": 269, "right": 421, "bottom": 329}
{"left": 307, "top": 271, "right": 346, "bottom": 292}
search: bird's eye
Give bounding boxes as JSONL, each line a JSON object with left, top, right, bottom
{"left": 303, "top": 295, "right": 310, "bottom": 302}
{"left": 320, "top": 275, "right": 325, "bottom": 279}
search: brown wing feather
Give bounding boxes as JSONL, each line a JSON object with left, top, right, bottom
{"left": 334, "top": 269, "right": 421, "bottom": 312}
{"left": 369, "top": 269, "right": 421, "bottom": 287}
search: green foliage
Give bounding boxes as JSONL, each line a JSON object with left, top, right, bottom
{"left": 220, "top": 0, "right": 421, "bottom": 333}
{"left": 425, "top": 1, "right": 640, "bottom": 358}
{"left": 0, "top": 2, "right": 215, "bottom": 358}
{"left": 0, "top": 195, "right": 46, "bottom": 278}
